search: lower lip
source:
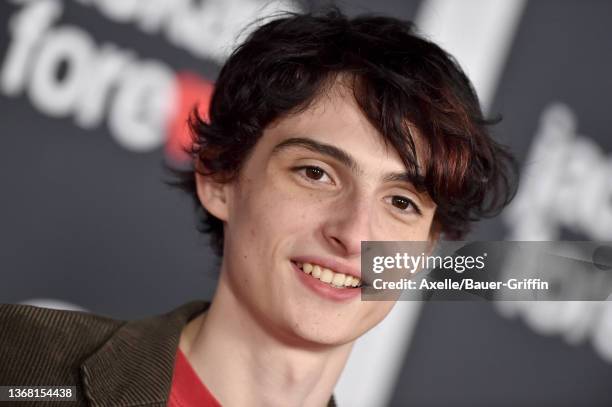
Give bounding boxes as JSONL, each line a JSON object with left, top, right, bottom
{"left": 291, "top": 261, "right": 361, "bottom": 302}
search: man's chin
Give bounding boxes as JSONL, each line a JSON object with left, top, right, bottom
{"left": 280, "top": 317, "right": 368, "bottom": 348}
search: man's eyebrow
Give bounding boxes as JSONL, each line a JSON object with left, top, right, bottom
{"left": 271, "top": 137, "right": 359, "bottom": 172}
{"left": 382, "top": 171, "right": 426, "bottom": 190}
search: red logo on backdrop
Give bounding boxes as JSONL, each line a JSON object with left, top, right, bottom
{"left": 166, "top": 72, "right": 214, "bottom": 164}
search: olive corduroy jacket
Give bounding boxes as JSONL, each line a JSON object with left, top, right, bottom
{"left": 0, "top": 300, "right": 337, "bottom": 407}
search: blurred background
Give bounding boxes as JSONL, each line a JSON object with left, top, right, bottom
{"left": 1, "top": 0, "right": 611, "bottom": 406}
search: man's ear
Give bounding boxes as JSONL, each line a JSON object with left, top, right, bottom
{"left": 195, "top": 170, "right": 230, "bottom": 222}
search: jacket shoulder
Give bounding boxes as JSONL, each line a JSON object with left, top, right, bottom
{"left": 0, "top": 303, "right": 124, "bottom": 386}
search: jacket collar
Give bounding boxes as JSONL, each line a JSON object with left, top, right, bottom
{"left": 80, "top": 301, "right": 209, "bottom": 407}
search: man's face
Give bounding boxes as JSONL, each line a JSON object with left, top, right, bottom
{"left": 200, "top": 84, "right": 437, "bottom": 346}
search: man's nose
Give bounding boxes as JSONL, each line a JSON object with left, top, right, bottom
{"left": 321, "top": 196, "right": 374, "bottom": 257}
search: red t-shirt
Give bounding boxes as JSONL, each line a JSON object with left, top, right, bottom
{"left": 168, "top": 349, "right": 222, "bottom": 407}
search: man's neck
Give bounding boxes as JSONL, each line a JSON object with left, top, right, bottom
{"left": 179, "top": 274, "right": 352, "bottom": 407}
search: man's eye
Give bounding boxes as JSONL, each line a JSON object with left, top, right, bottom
{"left": 386, "top": 195, "right": 422, "bottom": 215}
{"left": 294, "top": 166, "right": 334, "bottom": 184}
{"left": 305, "top": 166, "right": 325, "bottom": 180}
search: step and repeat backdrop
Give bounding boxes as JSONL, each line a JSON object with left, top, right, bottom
{"left": 1, "top": 1, "right": 611, "bottom": 406}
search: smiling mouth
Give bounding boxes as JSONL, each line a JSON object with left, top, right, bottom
{"left": 293, "top": 261, "right": 362, "bottom": 288}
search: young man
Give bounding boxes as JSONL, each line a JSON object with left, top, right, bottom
{"left": 0, "top": 8, "right": 516, "bottom": 407}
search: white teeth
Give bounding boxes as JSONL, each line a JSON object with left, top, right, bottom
{"left": 296, "top": 262, "right": 361, "bottom": 288}
{"left": 320, "top": 268, "right": 333, "bottom": 283}
{"left": 303, "top": 263, "right": 313, "bottom": 274}
{"left": 332, "top": 273, "right": 346, "bottom": 287}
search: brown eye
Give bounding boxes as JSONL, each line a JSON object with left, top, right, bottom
{"left": 293, "top": 165, "right": 334, "bottom": 185}
{"left": 391, "top": 196, "right": 411, "bottom": 209}
{"left": 388, "top": 196, "right": 422, "bottom": 215}
{"left": 305, "top": 166, "right": 325, "bottom": 180}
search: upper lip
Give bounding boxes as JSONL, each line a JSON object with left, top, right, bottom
{"left": 291, "top": 256, "right": 361, "bottom": 280}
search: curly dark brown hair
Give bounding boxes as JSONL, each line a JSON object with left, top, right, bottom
{"left": 167, "top": 7, "right": 518, "bottom": 256}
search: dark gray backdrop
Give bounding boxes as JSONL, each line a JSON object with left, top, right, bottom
{"left": 1, "top": 1, "right": 611, "bottom": 406}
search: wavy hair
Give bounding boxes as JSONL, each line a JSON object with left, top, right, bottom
{"left": 167, "top": 8, "right": 518, "bottom": 256}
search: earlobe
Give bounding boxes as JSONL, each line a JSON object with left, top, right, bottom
{"left": 195, "top": 171, "right": 230, "bottom": 222}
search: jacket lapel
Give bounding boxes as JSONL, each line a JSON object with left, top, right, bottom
{"left": 80, "top": 301, "right": 209, "bottom": 407}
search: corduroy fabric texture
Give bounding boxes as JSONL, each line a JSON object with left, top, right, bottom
{"left": 0, "top": 301, "right": 337, "bottom": 407}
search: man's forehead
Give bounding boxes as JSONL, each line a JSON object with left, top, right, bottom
{"left": 263, "top": 77, "right": 430, "bottom": 176}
